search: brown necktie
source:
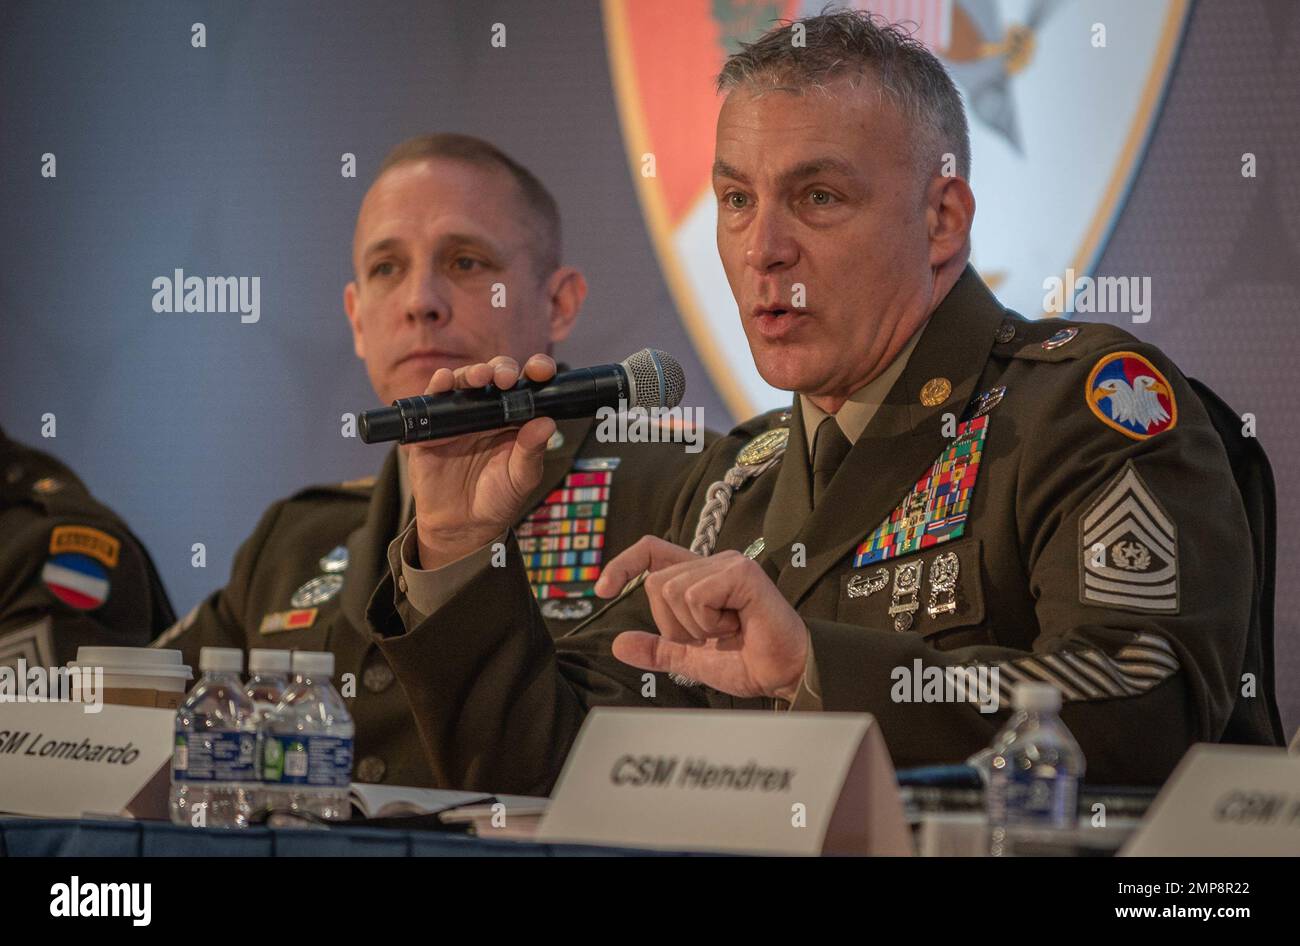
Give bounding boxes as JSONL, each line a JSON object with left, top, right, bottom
{"left": 811, "top": 416, "right": 853, "bottom": 507}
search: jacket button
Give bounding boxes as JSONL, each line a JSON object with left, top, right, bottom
{"left": 995, "top": 319, "right": 1017, "bottom": 344}
{"left": 363, "top": 659, "right": 395, "bottom": 694}
{"left": 356, "top": 756, "right": 387, "bottom": 783}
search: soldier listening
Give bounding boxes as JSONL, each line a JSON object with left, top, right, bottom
{"left": 155, "top": 134, "right": 710, "bottom": 788}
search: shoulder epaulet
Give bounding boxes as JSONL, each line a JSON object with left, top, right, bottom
{"left": 0, "top": 440, "right": 99, "bottom": 514}
{"left": 992, "top": 315, "right": 1136, "bottom": 364}
{"left": 726, "top": 404, "right": 793, "bottom": 441}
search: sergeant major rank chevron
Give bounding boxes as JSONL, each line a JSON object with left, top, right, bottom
{"left": 1079, "top": 461, "right": 1178, "bottom": 613}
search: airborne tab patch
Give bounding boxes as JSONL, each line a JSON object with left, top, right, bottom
{"left": 1080, "top": 462, "right": 1178, "bottom": 613}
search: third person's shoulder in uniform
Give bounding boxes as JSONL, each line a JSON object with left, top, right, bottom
{"left": 1, "top": 428, "right": 175, "bottom": 665}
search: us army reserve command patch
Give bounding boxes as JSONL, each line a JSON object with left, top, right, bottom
{"left": 520, "top": 464, "right": 614, "bottom": 610}
{"left": 1080, "top": 462, "right": 1178, "bottom": 613}
{"left": 1086, "top": 351, "right": 1177, "bottom": 441}
{"left": 853, "top": 414, "right": 989, "bottom": 566}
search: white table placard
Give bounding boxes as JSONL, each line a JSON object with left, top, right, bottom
{"left": 1122, "top": 743, "right": 1300, "bottom": 856}
{"left": 0, "top": 701, "right": 174, "bottom": 818}
{"left": 537, "top": 708, "right": 912, "bottom": 856}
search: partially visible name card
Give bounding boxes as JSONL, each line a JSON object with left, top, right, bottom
{"left": 536, "top": 709, "right": 912, "bottom": 856}
{"left": 1122, "top": 744, "right": 1300, "bottom": 856}
{"left": 0, "top": 701, "right": 174, "bottom": 818}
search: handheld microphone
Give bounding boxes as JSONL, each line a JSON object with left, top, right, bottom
{"left": 358, "top": 349, "right": 685, "bottom": 445}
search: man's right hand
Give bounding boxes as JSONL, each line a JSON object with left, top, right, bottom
{"left": 405, "top": 353, "right": 558, "bottom": 571}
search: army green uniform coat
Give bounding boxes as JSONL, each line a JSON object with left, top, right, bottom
{"left": 1, "top": 428, "right": 174, "bottom": 666}
{"left": 368, "top": 269, "right": 1279, "bottom": 794}
{"left": 158, "top": 416, "right": 708, "bottom": 787}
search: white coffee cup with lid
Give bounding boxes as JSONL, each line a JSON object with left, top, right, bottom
{"left": 68, "top": 646, "right": 194, "bottom": 709}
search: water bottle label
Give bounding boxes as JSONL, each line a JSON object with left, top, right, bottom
{"left": 989, "top": 769, "right": 1078, "bottom": 828}
{"left": 171, "top": 730, "right": 257, "bottom": 783}
{"left": 261, "top": 734, "right": 353, "bottom": 788}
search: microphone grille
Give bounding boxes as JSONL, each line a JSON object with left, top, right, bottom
{"left": 623, "top": 349, "right": 685, "bottom": 409}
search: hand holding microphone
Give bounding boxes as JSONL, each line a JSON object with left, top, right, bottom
{"left": 367, "top": 350, "right": 683, "bottom": 571}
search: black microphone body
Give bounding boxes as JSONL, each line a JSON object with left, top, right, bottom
{"left": 360, "top": 364, "right": 633, "bottom": 444}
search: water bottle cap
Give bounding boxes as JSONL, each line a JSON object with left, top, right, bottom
{"left": 292, "top": 650, "right": 335, "bottom": 677}
{"left": 1014, "top": 682, "right": 1061, "bottom": 712}
{"left": 198, "top": 647, "right": 244, "bottom": 673}
{"left": 248, "top": 649, "right": 291, "bottom": 673}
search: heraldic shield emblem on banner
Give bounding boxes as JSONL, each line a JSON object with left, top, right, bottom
{"left": 603, "top": 0, "right": 1191, "bottom": 418}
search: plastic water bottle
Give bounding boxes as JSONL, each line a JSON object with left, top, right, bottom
{"left": 261, "top": 651, "right": 354, "bottom": 822}
{"left": 169, "top": 647, "right": 258, "bottom": 828}
{"left": 244, "top": 648, "right": 290, "bottom": 817}
{"left": 986, "top": 682, "right": 1085, "bottom": 856}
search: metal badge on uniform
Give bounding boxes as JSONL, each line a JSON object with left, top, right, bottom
{"left": 290, "top": 574, "right": 344, "bottom": 608}
{"left": 259, "top": 608, "right": 319, "bottom": 634}
{"left": 919, "top": 377, "right": 952, "bottom": 407}
{"left": 1079, "top": 462, "right": 1178, "bottom": 613}
{"left": 540, "top": 598, "right": 594, "bottom": 621}
{"left": 888, "top": 561, "right": 924, "bottom": 632}
{"left": 32, "top": 476, "right": 63, "bottom": 495}
{"left": 546, "top": 429, "right": 566, "bottom": 452}
{"left": 735, "top": 428, "right": 789, "bottom": 466}
{"left": 967, "top": 386, "right": 1006, "bottom": 420}
{"left": 742, "top": 537, "right": 766, "bottom": 560}
{"left": 926, "top": 551, "right": 960, "bottom": 618}
{"left": 846, "top": 567, "right": 888, "bottom": 599}
{"left": 1041, "top": 327, "right": 1079, "bottom": 350}
{"left": 319, "top": 545, "right": 350, "bottom": 573}
{"left": 573, "top": 457, "right": 621, "bottom": 471}
{"left": 1086, "top": 351, "right": 1178, "bottom": 441}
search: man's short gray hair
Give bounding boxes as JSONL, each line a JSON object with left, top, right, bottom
{"left": 716, "top": 8, "right": 971, "bottom": 182}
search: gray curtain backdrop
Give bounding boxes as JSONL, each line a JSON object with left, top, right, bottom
{"left": 3, "top": 0, "right": 1296, "bottom": 733}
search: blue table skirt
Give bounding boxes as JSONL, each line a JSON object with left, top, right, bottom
{"left": 0, "top": 817, "right": 697, "bottom": 857}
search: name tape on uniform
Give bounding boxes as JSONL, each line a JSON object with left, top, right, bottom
{"left": 536, "top": 709, "right": 912, "bottom": 856}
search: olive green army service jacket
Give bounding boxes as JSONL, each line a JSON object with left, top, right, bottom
{"left": 157, "top": 416, "right": 708, "bottom": 787}
{"left": 368, "top": 268, "right": 1279, "bottom": 793}
{"left": 1, "top": 428, "right": 175, "bottom": 666}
